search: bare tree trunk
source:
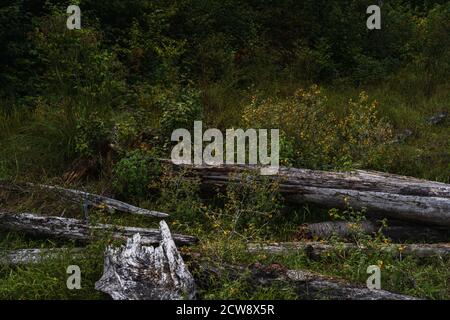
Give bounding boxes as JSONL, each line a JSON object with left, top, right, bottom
{"left": 0, "top": 212, "right": 197, "bottom": 246}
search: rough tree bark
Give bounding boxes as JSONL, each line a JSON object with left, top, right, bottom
{"left": 0, "top": 212, "right": 197, "bottom": 246}
{"left": 297, "top": 220, "right": 450, "bottom": 242}
{"left": 0, "top": 248, "right": 84, "bottom": 265}
{"left": 247, "top": 241, "right": 450, "bottom": 258}
{"left": 171, "top": 163, "right": 450, "bottom": 227}
{"left": 95, "top": 222, "right": 196, "bottom": 300}
{"left": 0, "top": 181, "right": 168, "bottom": 218}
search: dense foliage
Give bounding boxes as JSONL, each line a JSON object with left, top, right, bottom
{"left": 1, "top": 0, "right": 449, "bottom": 94}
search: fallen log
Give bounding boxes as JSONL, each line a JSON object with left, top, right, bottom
{"left": 95, "top": 222, "right": 196, "bottom": 300}
{"left": 428, "top": 111, "right": 448, "bottom": 125}
{"left": 194, "top": 261, "right": 417, "bottom": 300}
{"left": 0, "top": 248, "right": 84, "bottom": 265}
{"left": 283, "top": 268, "right": 417, "bottom": 300}
{"left": 0, "top": 212, "right": 197, "bottom": 246}
{"left": 171, "top": 162, "right": 450, "bottom": 227}
{"left": 0, "top": 181, "right": 168, "bottom": 218}
{"left": 297, "top": 220, "right": 450, "bottom": 242}
{"left": 174, "top": 162, "right": 450, "bottom": 198}
{"left": 288, "top": 188, "right": 450, "bottom": 227}
{"left": 247, "top": 241, "right": 450, "bottom": 258}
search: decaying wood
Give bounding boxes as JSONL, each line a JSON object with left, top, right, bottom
{"left": 0, "top": 181, "right": 168, "bottom": 218}
{"left": 428, "top": 111, "right": 448, "bottom": 125}
{"left": 95, "top": 221, "right": 196, "bottom": 300}
{"left": 172, "top": 162, "right": 450, "bottom": 227}
{"left": 0, "top": 248, "right": 84, "bottom": 265}
{"left": 174, "top": 162, "right": 450, "bottom": 198}
{"left": 247, "top": 241, "right": 450, "bottom": 258}
{"left": 297, "top": 220, "right": 450, "bottom": 242}
{"left": 195, "top": 261, "right": 417, "bottom": 300}
{"left": 0, "top": 212, "right": 197, "bottom": 246}
{"left": 283, "top": 268, "right": 417, "bottom": 300}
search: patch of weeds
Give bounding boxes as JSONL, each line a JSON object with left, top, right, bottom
{"left": 0, "top": 240, "right": 108, "bottom": 300}
{"left": 207, "top": 171, "right": 283, "bottom": 241}
{"left": 112, "top": 149, "right": 162, "bottom": 199}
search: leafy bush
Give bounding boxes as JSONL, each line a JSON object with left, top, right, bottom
{"left": 31, "top": 11, "right": 126, "bottom": 104}
{"left": 412, "top": 2, "right": 450, "bottom": 96}
{"left": 75, "top": 112, "right": 111, "bottom": 157}
{"left": 157, "top": 166, "right": 204, "bottom": 225}
{"left": 208, "top": 172, "right": 283, "bottom": 240}
{"left": 242, "top": 86, "right": 393, "bottom": 170}
{"left": 112, "top": 149, "right": 161, "bottom": 198}
{"left": 159, "top": 89, "right": 203, "bottom": 137}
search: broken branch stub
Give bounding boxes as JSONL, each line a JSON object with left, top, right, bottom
{"left": 95, "top": 221, "right": 196, "bottom": 300}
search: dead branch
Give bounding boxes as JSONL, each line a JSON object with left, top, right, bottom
{"left": 0, "top": 181, "right": 168, "bottom": 218}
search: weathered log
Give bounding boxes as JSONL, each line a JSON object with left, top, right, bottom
{"left": 428, "top": 111, "right": 448, "bottom": 125}
{"left": 0, "top": 212, "right": 197, "bottom": 246}
{"left": 0, "top": 181, "right": 168, "bottom": 218}
{"left": 0, "top": 248, "right": 84, "bottom": 265}
{"left": 171, "top": 162, "right": 450, "bottom": 227}
{"left": 194, "top": 261, "right": 418, "bottom": 300}
{"left": 247, "top": 241, "right": 450, "bottom": 258}
{"left": 287, "top": 188, "right": 450, "bottom": 227}
{"left": 173, "top": 163, "right": 450, "bottom": 198}
{"left": 95, "top": 222, "right": 196, "bottom": 300}
{"left": 297, "top": 220, "right": 450, "bottom": 242}
{"left": 283, "top": 268, "right": 417, "bottom": 300}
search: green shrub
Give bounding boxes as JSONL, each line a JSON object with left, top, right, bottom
{"left": 32, "top": 11, "right": 126, "bottom": 104}
{"left": 75, "top": 112, "right": 111, "bottom": 157}
{"left": 243, "top": 86, "right": 393, "bottom": 170}
{"left": 157, "top": 166, "right": 204, "bottom": 225}
{"left": 112, "top": 149, "right": 161, "bottom": 198}
{"left": 159, "top": 89, "right": 203, "bottom": 137}
{"left": 209, "top": 172, "right": 283, "bottom": 240}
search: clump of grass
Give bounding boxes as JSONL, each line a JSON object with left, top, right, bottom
{"left": 0, "top": 235, "right": 107, "bottom": 300}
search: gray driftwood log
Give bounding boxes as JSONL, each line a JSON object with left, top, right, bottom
{"left": 172, "top": 162, "right": 450, "bottom": 227}
{"left": 247, "top": 241, "right": 450, "bottom": 258}
{"left": 95, "top": 221, "right": 196, "bottom": 300}
{"left": 297, "top": 221, "right": 450, "bottom": 242}
{"left": 0, "top": 181, "right": 168, "bottom": 218}
{"left": 0, "top": 248, "right": 84, "bottom": 265}
{"left": 0, "top": 212, "right": 197, "bottom": 246}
